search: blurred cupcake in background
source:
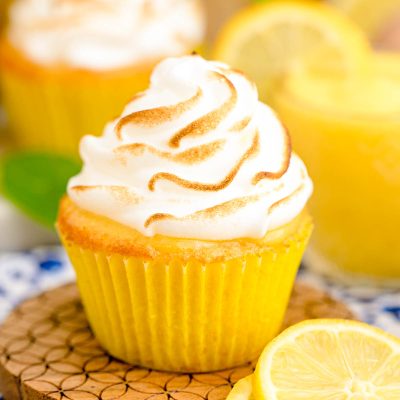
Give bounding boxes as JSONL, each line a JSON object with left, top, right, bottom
{"left": 0, "top": 0, "right": 205, "bottom": 155}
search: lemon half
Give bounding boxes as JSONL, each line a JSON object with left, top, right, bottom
{"left": 253, "top": 319, "right": 400, "bottom": 400}
{"left": 214, "top": 1, "right": 371, "bottom": 102}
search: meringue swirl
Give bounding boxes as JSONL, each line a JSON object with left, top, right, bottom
{"left": 7, "top": 0, "right": 204, "bottom": 70}
{"left": 68, "top": 56, "right": 313, "bottom": 240}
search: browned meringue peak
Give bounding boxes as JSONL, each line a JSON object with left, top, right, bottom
{"left": 114, "top": 139, "right": 225, "bottom": 166}
{"left": 148, "top": 131, "right": 259, "bottom": 192}
{"left": 168, "top": 71, "right": 238, "bottom": 148}
{"left": 68, "top": 55, "right": 313, "bottom": 240}
{"left": 252, "top": 127, "right": 292, "bottom": 184}
{"left": 229, "top": 116, "right": 252, "bottom": 132}
{"left": 114, "top": 65, "right": 253, "bottom": 149}
{"left": 144, "top": 195, "right": 261, "bottom": 228}
{"left": 115, "top": 88, "right": 203, "bottom": 137}
{"left": 144, "top": 182, "right": 303, "bottom": 229}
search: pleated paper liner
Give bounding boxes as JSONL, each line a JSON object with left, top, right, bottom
{"left": 0, "top": 282, "right": 354, "bottom": 400}
{"left": 64, "top": 230, "right": 308, "bottom": 373}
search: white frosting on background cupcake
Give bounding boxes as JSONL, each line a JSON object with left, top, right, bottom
{"left": 7, "top": 0, "right": 205, "bottom": 70}
{"left": 68, "top": 56, "right": 313, "bottom": 240}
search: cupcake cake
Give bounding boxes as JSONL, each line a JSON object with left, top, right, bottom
{"left": 58, "top": 55, "right": 313, "bottom": 372}
{"left": 0, "top": 0, "right": 204, "bottom": 155}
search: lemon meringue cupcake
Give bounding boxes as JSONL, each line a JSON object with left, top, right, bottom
{"left": 0, "top": 0, "right": 204, "bottom": 155}
{"left": 57, "top": 55, "right": 313, "bottom": 372}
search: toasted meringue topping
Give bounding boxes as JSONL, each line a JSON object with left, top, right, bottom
{"left": 168, "top": 72, "right": 238, "bottom": 148}
{"left": 7, "top": 0, "right": 205, "bottom": 70}
{"left": 68, "top": 56, "right": 312, "bottom": 240}
{"left": 115, "top": 139, "right": 224, "bottom": 165}
{"left": 116, "top": 88, "right": 203, "bottom": 133}
{"left": 147, "top": 131, "right": 259, "bottom": 192}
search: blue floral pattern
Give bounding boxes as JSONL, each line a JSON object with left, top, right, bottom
{"left": 0, "top": 247, "right": 74, "bottom": 323}
{"left": 298, "top": 269, "right": 400, "bottom": 337}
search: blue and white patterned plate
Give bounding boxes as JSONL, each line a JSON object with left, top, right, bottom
{"left": 0, "top": 247, "right": 74, "bottom": 322}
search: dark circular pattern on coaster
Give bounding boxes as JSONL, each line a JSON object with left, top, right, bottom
{"left": 0, "top": 282, "right": 354, "bottom": 400}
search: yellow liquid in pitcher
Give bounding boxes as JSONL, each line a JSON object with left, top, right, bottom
{"left": 273, "top": 55, "right": 400, "bottom": 280}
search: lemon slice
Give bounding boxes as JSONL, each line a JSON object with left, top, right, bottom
{"left": 213, "top": 1, "right": 371, "bottom": 102}
{"left": 328, "top": 0, "right": 400, "bottom": 39}
{"left": 253, "top": 319, "right": 400, "bottom": 400}
{"left": 227, "top": 376, "right": 254, "bottom": 400}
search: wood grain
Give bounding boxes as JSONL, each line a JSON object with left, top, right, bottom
{"left": 0, "top": 282, "right": 354, "bottom": 400}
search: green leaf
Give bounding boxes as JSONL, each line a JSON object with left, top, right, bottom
{"left": 0, "top": 151, "right": 81, "bottom": 228}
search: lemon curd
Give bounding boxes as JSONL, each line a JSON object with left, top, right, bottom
{"left": 273, "top": 58, "right": 400, "bottom": 282}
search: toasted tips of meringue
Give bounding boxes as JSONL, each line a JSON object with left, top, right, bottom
{"left": 58, "top": 196, "right": 313, "bottom": 263}
{"left": 68, "top": 55, "right": 313, "bottom": 240}
{"left": 168, "top": 72, "right": 238, "bottom": 148}
{"left": 148, "top": 132, "right": 259, "bottom": 192}
{"left": 71, "top": 185, "right": 142, "bottom": 205}
{"left": 7, "top": 0, "right": 205, "bottom": 70}
{"left": 114, "top": 140, "right": 224, "bottom": 165}
{"left": 116, "top": 87, "right": 203, "bottom": 136}
{"left": 252, "top": 128, "right": 292, "bottom": 184}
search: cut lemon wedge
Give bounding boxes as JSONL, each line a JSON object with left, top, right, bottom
{"left": 213, "top": 1, "right": 371, "bottom": 102}
{"left": 252, "top": 319, "right": 400, "bottom": 400}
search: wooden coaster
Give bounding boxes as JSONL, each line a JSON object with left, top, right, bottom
{"left": 0, "top": 282, "right": 354, "bottom": 400}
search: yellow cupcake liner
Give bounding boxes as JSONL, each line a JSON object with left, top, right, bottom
{"left": 60, "top": 225, "right": 311, "bottom": 373}
{"left": 0, "top": 46, "right": 151, "bottom": 155}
